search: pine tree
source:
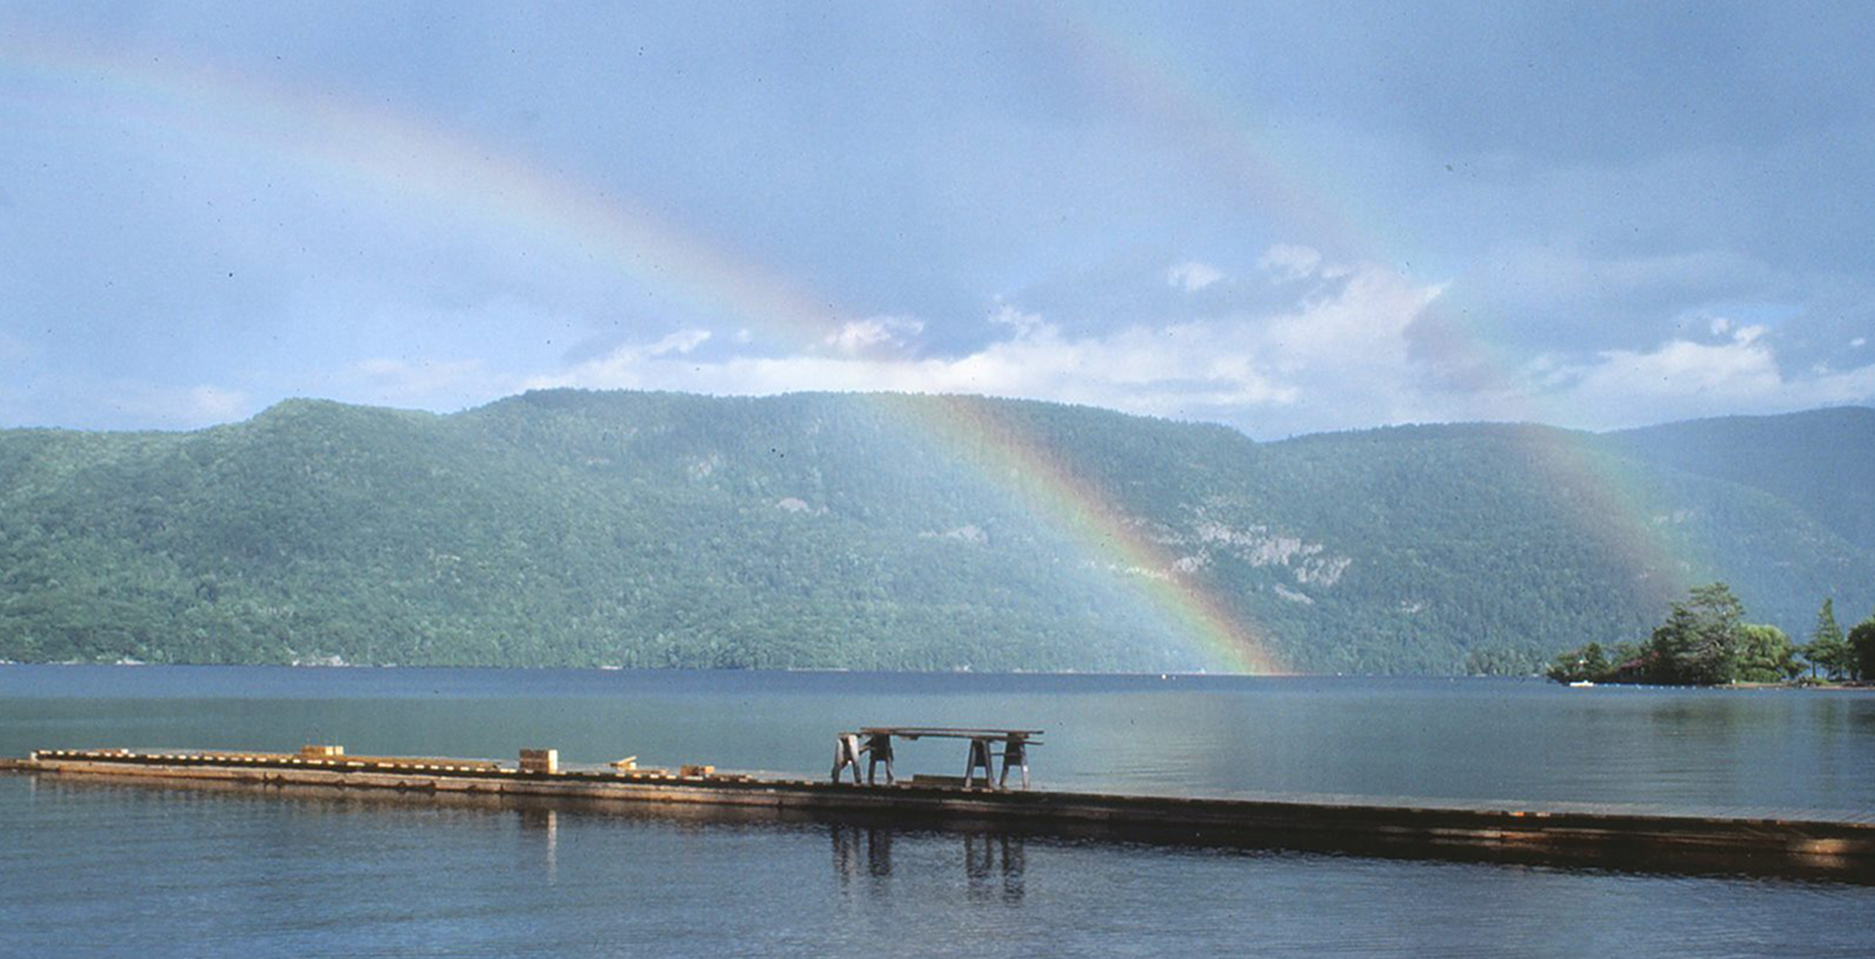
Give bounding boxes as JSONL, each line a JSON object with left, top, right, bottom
{"left": 1647, "top": 583, "right": 1746, "bottom": 685}
{"left": 1805, "top": 597, "right": 1850, "bottom": 679}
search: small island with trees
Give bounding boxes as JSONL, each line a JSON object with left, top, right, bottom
{"left": 1548, "top": 584, "right": 1875, "bottom": 686}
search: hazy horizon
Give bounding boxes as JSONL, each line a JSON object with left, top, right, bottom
{"left": 7, "top": 386, "right": 1874, "bottom": 444}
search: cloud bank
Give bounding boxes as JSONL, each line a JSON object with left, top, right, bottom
{"left": 499, "top": 246, "right": 1875, "bottom": 437}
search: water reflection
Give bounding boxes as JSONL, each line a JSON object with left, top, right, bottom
{"left": 831, "top": 822, "right": 886, "bottom": 892}
{"left": 832, "top": 825, "right": 1025, "bottom": 903}
{"left": 518, "top": 807, "right": 558, "bottom": 882}
{"left": 1844, "top": 696, "right": 1875, "bottom": 734}
{"left": 964, "top": 832, "right": 1025, "bottom": 904}
{"left": 830, "top": 822, "right": 895, "bottom": 883}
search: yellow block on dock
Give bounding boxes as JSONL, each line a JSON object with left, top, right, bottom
{"left": 519, "top": 749, "right": 559, "bottom": 774}
{"left": 300, "top": 745, "right": 345, "bottom": 758}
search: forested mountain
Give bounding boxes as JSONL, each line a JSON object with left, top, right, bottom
{"left": 1, "top": 392, "right": 1869, "bottom": 674}
{"left": 1599, "top": 407, "right": 1875, "bottom": 552}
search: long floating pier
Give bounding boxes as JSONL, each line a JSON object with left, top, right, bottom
{"left": 7, "top": 746, "right": 1873, "bottom": 883}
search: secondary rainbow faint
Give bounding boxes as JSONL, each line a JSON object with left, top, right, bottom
{"left": 1035, "top": 8, "right": 1375, "bottom": 262}
{"left": 1042, "top": 10, "right": 1719, "bottom": 615}
{"left": 1390, "top": 292, "right": 1710, "bottom": 604}
{"left": 0, "top": 30, "right": 852, "bottom": 347}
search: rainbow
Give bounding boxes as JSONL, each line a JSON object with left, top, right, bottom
{"left": 1, "top": 17, "right": 1705, "bottom": 670}
{"left": 888, "top": 394, "right": 1286, "bottom": 674}
{"left": 1516, "top": 426, "right": 1706, "bottom": 608}
{"left": 1033, "top": 13, "right": 1720, "bottom": 641}
{"left": 994, "top": 14, "right": 1717, "bottom": 644}
{"left": 1390, "top": 292, "right": 1712, "bottom": 605}
{"left": 1, "top": 26, "right": 1287, "bottom": 673}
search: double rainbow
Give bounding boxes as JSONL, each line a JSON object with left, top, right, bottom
{"left": 5, "top": 16, "right": 1708, "bottom": 672}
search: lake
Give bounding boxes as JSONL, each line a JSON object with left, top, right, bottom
{"left": 3, "top": 666, "right": 1872, "bottom": 957}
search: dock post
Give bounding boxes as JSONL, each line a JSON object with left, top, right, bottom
{"left": 831, "top": 733, "right": 864, "bottom": 784}
{"left": 964, "top": 737, "right": 994, "bottom": 788}
{"left": 864, "top": 732, "right": 895, "bottom": 785}
{"left": 999, "top": 736, "right": 1029, "bottom": 790}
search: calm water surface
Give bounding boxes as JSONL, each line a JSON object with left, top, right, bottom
{"left": 4, "top": 666, "right": 1872, "bottom": 957}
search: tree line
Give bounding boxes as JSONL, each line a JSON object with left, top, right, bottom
{"left": 1548, "top": 584, "right": 1875, "bottom": 685}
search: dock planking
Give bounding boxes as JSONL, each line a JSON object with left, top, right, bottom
{"left": 8, "top": 746, "right": 1874, "bottom": 883}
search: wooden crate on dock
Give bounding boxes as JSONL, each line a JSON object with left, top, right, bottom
{"left": 519, "top": 749, "right": 558, "bottom": 774}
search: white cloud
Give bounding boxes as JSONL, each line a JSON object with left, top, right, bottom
{"left": 1575, "top": 338, "right": 1781, "bottom": 396}
{"left": 1165, "top": 261, "right": 1224, "bottom": 292}
{"left": 527, "top": 330, "right": 711, "bottom": 392}
{"left": 646, "top": 329, "right": 711, "bottom": 357}
{"left": 1709, "top": 316, "right": 1732, "bottom": 337}
{"left": 529, "top": 262, "right": 1441, "bottom": 433}
{"left": 988, "top": 303, "right": 1045, "bottom": 334}
{"left": 507, "top": 259, "right": 1872, "bottom": 439}
{"left": 1524, "top": 332, "right": 1875, "bottom": 430}
{"left": 1257, "top": 244, "right": 1324, "bottom": 282}
{"left": 822, "top": 316, "right": 924, "bottom": 357}
{"left": 1854, "top": 337, "right": 1868, "bottom": 348}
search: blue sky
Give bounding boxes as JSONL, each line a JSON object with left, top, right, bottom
{"left": 2, "top": 1, "right": 1872, "bottom": 437}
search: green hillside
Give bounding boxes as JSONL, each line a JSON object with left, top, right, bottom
{"left": 1257, "top": 422, "right": 1871, "bottom": 672}
{"left": 1, "top": 391, "right": 1868, "bottom": 673}
{"left": 1600, "top": 407, "right": 1875, "bottom": 552}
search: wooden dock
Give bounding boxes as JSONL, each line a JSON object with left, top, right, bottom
{"left": 9, "top": 747, "right": 1874, "bottom": 883}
